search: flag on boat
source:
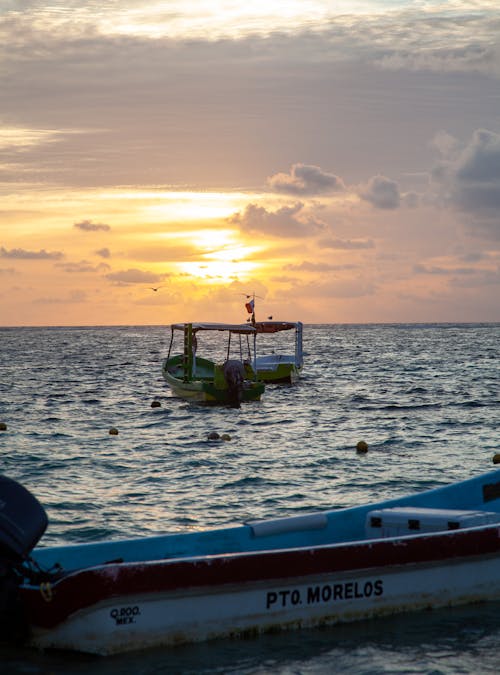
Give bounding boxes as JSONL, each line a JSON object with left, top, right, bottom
{"left": 245, "top": 298, "right": 254, "bottom": 314}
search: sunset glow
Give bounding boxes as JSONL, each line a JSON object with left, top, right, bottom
{"left": 140, "top": 192, "right": 251, "bottom": 222}
{"left": 1, "top": 1, "right": 499, "bottom": 326}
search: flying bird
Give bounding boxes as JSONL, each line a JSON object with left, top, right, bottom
{"left": 149, "top": 287, "right": 162, "bottom": 292}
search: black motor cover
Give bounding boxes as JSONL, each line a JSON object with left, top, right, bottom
{"left": 0, "top": 475, "right": 48, "bottom": 644}
{"left": 223, "top": 359, "right": 246, "bottom": 408}
{"left": 0, "top": 475, "right": 48, "bottom": 561}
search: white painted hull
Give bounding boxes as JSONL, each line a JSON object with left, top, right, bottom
{"left": 29, "top": 547, "right": 500, "bottom": 655}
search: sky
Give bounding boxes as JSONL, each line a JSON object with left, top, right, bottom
{"left": 1, "top": 0, "right": 499, "bottom": 326}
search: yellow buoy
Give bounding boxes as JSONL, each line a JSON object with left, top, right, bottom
{"left": 492, "top": 454, "right": 500, "bottom": 464}
{"left": 356, "top": 440, "right": 368, "bottom": 453}
{"left": 151, "top": 401, "right": 161, "bottom": 408}
{"left": 221, "top": 433, "right": 231, "bottom": 441}
{"left": 0, "top": 422, "right": 7, "bottom": 431}
{"left": 109, "top": 427, "right": 119, "bottom": 435}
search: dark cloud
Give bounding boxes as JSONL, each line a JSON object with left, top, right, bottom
{"left": 0, "top": 246, "right": 63, "bottom": 260}
{"left": 449, "top": 269, "right": 500, "bottom": 288}
{"left": 452, "top": 129, "right": 500, "bottom": 210}
{"left": 95, "top": 247, "right": 111, "bottom": 258}
{"left": 413, "top": 264, "right": 478, "bottom": 275}
{"left": 229, "top": 203, "right": 323, "bottom": 238}
{"left": 359, "top": 175, "right": 400, "bottom": 209}
{"left": 105, "top": 268, "right": 161, "bottom": 284}
{"left": 432, "top": 128, "right": 500, "bottom": 239}
{"left": 377, "top": 44, "right": 496, "bottom": 75}
{"left": 457, "top": 251, "right": 487, "bottom": 263}
{"left": 74, "top": 219, "right": 111, "bottom": 232}
{"left": 268, "top": 164, "right": 345, "bottom": 196}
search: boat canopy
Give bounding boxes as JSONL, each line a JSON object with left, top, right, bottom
{"left": 253, "top": 321, "right": 301, "bottom": 334}
{"left": 170, "top": 322, "right": 257, "bottom": 334}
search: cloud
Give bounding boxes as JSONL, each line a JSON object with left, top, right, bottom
{"left": 286, "top": 278, "right": 376, "bottom": 300}
{"left": 34, "top": 290, "right": 87, "bottom": 304}
{"left": 431, "top": 130, "right": 461, "bottom": 157}
{"left": 402, "top": 192, "right": 420, "bottom": 208}
{"left": 452, "top": 129, "right": 500, "bottom": 208}
{"left": 0, "top": 125, "right": 62, "bottom": 151}
{"left": 0, "top": 266, "right": 16, "bottom": 275}
{"left": 432, "top": 128, "right": 500, "bottom": 239}
{"left": 449, "top": 269, "right": 500, "bottom": 288}
{"left": 413, "top": 262, "right": 500, "bottom": 289}
{"left": 317, "top": 237, "right": 375, "bottom": 250}
{"left": 105, "top": 268, "right": 162, "bottom": 284}
{"left": 457, "top": 251, "right": 488, "bottom": 263}
{"left": 268, "top": 163, "right": 345, "bottom": 196}
{"left": 55, "top": 261, "right": 110, "bottom": 273}
{"left": 0, "top": 246, "right": 63, "bottom": 260}
{"left": 74, "top": 219, "right": 111, "bottom": 232}
{"left": 129, "top": 245, "right": 197, "bottom": 262}
{"left": 414, "top": 264, "right": 478, "bottom": 276}
{"left": 377, "top": 44, "right": 496, "bottom": 75}
{"left": 229, "top": 203, "right": 323, "bottom": 238}
{"left": 358, "top": 175, "right": 401, "bottom": 209}
{"left": 285, "top": 261, "right": 357, "bottom": 272}
{"left": 95, "top": 247, "right": 111, "bottom": 258}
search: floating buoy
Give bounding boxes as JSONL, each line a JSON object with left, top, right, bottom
{"left": 109, "top": 427, "right": 119, "bottom": 436}
{"left": 151, "top": 400, "right": 161, "bottom": 408}
{"left": 221, "top": 433, "right": 231, "bottom": 441}
{"left": 207, "top": 431, "right": 220, "bottom": 441}
{"left": 0, "top": 422, "right": 6, "bottom": 431}
{"left": 356, "top": 440, "right": 368, "bottom": 453}
{"left": 493, "top": 454, "right": 500, "bottom": 465}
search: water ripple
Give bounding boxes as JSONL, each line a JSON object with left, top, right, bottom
{"left": 0, "top": 323, "right": 499, "bottom": 671}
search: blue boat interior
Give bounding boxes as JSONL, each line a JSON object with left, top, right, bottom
{"left": 31, "top": 469, "right": 500, "bottom": 575}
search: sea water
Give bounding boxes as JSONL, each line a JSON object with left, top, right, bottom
{"left": 0, "top": 323, "right": 499, "bottom": 674}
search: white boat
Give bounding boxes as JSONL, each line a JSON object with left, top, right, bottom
{"left": 253, "top": 320, "right": 303, "bottom": 383}
{"left": 2, "top": 469, "right": 500, "bottom": 655}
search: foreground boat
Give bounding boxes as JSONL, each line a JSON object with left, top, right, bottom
{"left": 253, "top": 321, "right": 303, "bottom": 384}
{"left": 162, "top": 322, "right": 265, "bottom": 406}
{"left": 3, "top": 468, "right": 500, "bottom": 655}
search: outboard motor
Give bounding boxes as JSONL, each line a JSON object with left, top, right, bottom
{"left": 223, "top": 359, "right": 246, "bottom": 408}
{"left": 0, "top": 475, "right": 48, "bottom": 644}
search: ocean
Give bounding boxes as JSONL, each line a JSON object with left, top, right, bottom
{"left": 0, "top": 323, "right": 499, "bottom": 674}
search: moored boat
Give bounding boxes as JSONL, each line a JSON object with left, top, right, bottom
{"left": 161, "top": 322, "right": 265, "bottom": 406}
{"left": 253, "top": 320, "right": 303, "bottom": 383}
{"left": 242, "top": 295, "right": 303, "bottom": 383}
{"left": 3, "top": 468, "right": 500, "bottom": 655}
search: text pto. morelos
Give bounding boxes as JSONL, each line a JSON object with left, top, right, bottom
{"left": 266, "top": 578, "right": 384, "bottom": 610}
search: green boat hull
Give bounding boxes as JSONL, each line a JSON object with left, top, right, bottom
{"left": 162, "top": 355, "right": 264, "bottom": 405}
